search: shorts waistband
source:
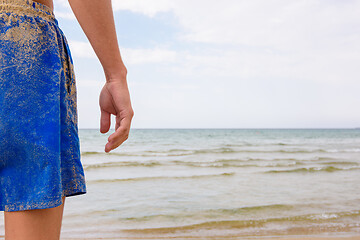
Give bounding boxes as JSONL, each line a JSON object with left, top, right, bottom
{"left": 0, "top": 0, "right": 56, "bottom": 23}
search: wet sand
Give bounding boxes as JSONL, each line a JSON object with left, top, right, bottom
{"left": 59, "top": 236, "right": 360, "bottom": 240}
{"left": 248, "top": 237, "right": 360, "bottom": 240}
{"left": 250, "top": 237, "right": 360, "bottom": 240}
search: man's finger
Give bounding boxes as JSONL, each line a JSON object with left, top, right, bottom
{"left": 100, "top": 109, "right": 111, "bottom": 133}
{"left": 105, "top": 118, "right": 131, "bottom": 152}
{"left": 105, "top": 128, "right": 127, "bottom": 152}
{"left": 108, "top": 115, "right": 131, "bottom": 142}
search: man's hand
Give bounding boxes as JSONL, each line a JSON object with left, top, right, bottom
{"left": 68, "top": 0, "right": 133, "bottom": 152}
{"left": 99, "top": 77, "right": 134, "bottom": 153}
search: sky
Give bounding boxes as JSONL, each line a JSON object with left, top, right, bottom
{"left": 54, "top": 0, "right": 360, "bottom": 129}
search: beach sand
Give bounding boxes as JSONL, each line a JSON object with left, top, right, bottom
{"left": 245, "top": 237, "right": 360, "bottom": 240}
{"left": 248, "top": 237, "right": 360, "bottom": 240}
{"left": 59, "top": 236, "right": 360, "bottom": 240}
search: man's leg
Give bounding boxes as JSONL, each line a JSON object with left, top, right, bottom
{"left": 4, "top": 196, "right": 66, "bottom": 240}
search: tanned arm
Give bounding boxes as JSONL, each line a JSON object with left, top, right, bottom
{"left": 67, "top": 0, "right": 134, "bottom": 153}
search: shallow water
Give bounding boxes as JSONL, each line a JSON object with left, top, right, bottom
{"left": 1, "top": 128, "right": 360, "bottom": 239}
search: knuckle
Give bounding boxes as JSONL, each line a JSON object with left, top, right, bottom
{"left": 119, "top": 126, "right": 129, "bottom": 135}
{"left": 128, "top": 109, "right": 134, "bottom": 117}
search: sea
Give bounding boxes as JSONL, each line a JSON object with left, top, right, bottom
{"left": 1, "top": 128, "right": 360, "bottom": 239}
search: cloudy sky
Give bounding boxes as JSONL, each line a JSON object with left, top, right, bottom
{"left": 54, "top": 0, "right": 360, "bottom": 129}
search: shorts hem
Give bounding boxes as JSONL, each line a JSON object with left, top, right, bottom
{"left": 64, "top": 190, "right": 87, "bottom": 198}
{"left": 0, "top": 189, "right": 87, "bottom": 212}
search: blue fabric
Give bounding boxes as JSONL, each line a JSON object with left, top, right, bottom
{"left": 0, "top": 0, "right": 86, "bottom": 211}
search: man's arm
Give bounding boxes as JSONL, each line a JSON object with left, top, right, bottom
{"left": 68, "top": 0, "right": 134, "bottom": 152}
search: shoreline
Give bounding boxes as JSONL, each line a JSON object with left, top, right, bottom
{"left": 245, "top": 236, "right": 360, "bottom": 240}
{"left": 59, "top": 236, "right": 360, "bottom": 240}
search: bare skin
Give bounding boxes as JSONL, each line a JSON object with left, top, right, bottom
{"left": 5, "top": 196, "right": 66, "bottom": 240}
{"left": 32, "top": 0, "right": 134, "bottom": 152}
{"left": 4, "top": 0, "right": 134, "bottom": 239}
{"left": 67, "top": 0, "right": 134, "bottom": 154}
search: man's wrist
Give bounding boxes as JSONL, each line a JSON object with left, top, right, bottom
{"left": 104, "top": 65, "right": 128, "bottom": 83}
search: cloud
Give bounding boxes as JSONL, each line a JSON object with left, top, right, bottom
{"left": 58, "top": 0, "right": 360, "bottom": 128}
{"left": 68, "top": 40, "right": 177, "bottom": 64}
{"left": 122, "top": 48, "right": 177, "bottom": 64}
{"left": 68, "top": 40, "right": 97, "bottom": 58}
{"left": 55, "top": 0, "right": 172, "bottom": 19}
{"left": 58, "top": 0, "right": 360, "bottom": 53}
{"left": 54, "top": 0, "right": 76, "bottom": 20}
{"left": 110, "top": 0, "right": 360, "bottom": 49}
{"left": 112, "top": 0, "right": 172, "bottom": 17}
{"left": 106, "top": 0, "right": 360, "bottom": 83}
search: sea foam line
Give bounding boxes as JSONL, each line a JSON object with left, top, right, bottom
{"left": 86, "top": 172, "right": 235, "bottom": 183}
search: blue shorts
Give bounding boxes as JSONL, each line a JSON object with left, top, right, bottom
{"left": 0, "top": 0, "right": 87, "bottom": 211}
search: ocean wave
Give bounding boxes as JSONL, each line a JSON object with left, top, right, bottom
{"left": 80, "top": 204, "right": 295, "bottom": 221}
{"left": 121, "top": 209, "right": 360, "bottom": 234}
{"left": 327, "top": 148, "right": 360, "bottom": 153}
{"left": 223, "top": 143, "right": 254, "bottom": 147}
{"left": 84, "top": 161, "right": 162, "bottom": 170}
{"left": 120, "top": 204, "right": 295, "bottom": 222}
{"left": 264, "top": 166, "right": 360, "bottom": 173}
{"left": 321, "top": 161, "right": 359, "bottom": 166}
{"left": 82, "top": 151, "right": 138, "bottom": 157}
{"left": 83, "top": 157, "right": 353, "bottom": 170}
{"left": 81, "top": 147, "right": 336, "bottom": 157}
{"left": 176, "top": 161, "right": 305, "bottom": 168}
{"left": 87, "top": 172, "right": 235, "bottom": 183}
{"left": 83, "top": 158, "right": 309, "bottom": 170}
{"left": 223, "top": 142, "right": 289, "bottom": 147}
{"left": 215, "top": 156, "right": 337, "bottom": 162}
